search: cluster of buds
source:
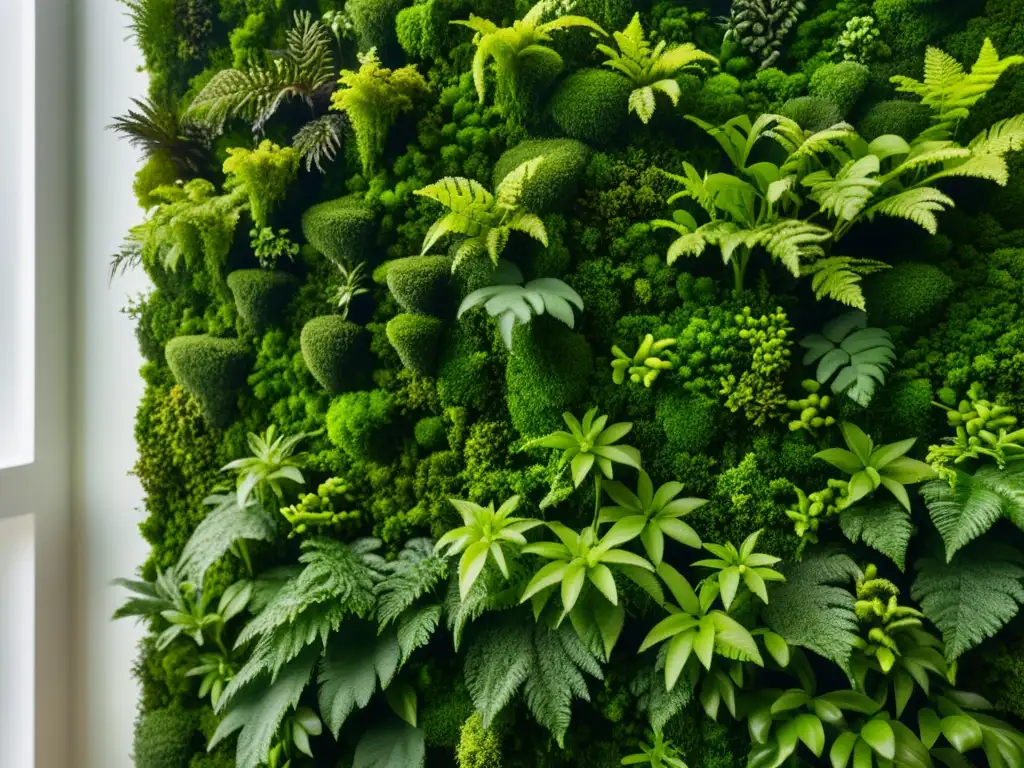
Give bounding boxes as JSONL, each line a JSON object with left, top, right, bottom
{"left": 787, "top": 379, "right": 837, "bottom": 435}
{"left": 611, "top": 334, "right": 676, "bottom": 388}
{"left": 735, "top": 306, "right": 792, "bottom": 377}
{"left": 280, "top": 477, "right": 363, "bottom": 537}
{"left": 853, "top": 565, "right": 925, "bottom": 673}
{"left": 928, "top": 382, "right": 1024, "bottom": 481}
{"left": 786, "top": 480, "right": 850, "bottom": 552}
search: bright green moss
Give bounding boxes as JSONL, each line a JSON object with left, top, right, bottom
{"left": 414, "top": 416, "right": 448, "bottom": 450}
{"left": 492, "top": 139, "right": 591, "bottom": 213}
{"left": 780, "top": 96, "right": 843, "bottom": 131}
{"left": 165, "top": 335, "right": 250, "bottom": 428}
{"left": 327, "top": 390, "right": 399, "bottom": 462}
{"left": 301, "top": 196, "right": 377, "bottom": 265}
{"left": 300, "top": 315, "right": 370, "bottom": 393}
{"left": 134, "top": 152, "right": 181, "bottom": 209}
{"left": 856, "top": 99, "right": 932, "bottom": 141}
{"left": 549, "top": 69, "right": 632, "bottom": 146}
{"left": 422, "top": 685, "right": 475, "bottom": 748}
{"left": 226, "top": 269, "right": 298, "bottom": 334}
{"left": 457, "top": 713, "right": 503, "bottom": 768}
{"left": 385, "top": 255, "right": 453, "bottom": 315}
{"left": 808, "top": 61, "right": 869, "bottom": 116}
{"left": 133, "top": 706, "right": 199, "bottom": 768}
{"left": 864, "top": 263, "right": 955, "bottom": 327}
{"left": 386, "top": 313, "right": 445, "bottom": 377}
{"left": 506, "top": 319, "right": 593, "bottom": 438}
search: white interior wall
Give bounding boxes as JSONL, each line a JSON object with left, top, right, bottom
{"left": 72, "top": 0, "right": 151, "bottom": 764}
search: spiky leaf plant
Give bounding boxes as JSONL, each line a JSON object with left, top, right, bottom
{"left": 454, "top": 0, "right": 605, "bottom": 116}
{"left": 458, "top": 261, "right": 584, "bottom": 349}
{"left": 109, "top": 95, "right": 210, "bottom": 175}
{"left": 799, "top": 312, "right": 894, "bottom": 406}
{"left": 220, "top": 424, "right": 311, "bottom": 508}
{"left": 416, "top": 158, "right": 549, "bottom": 270}
{"left": 189, "top": 11, "right": 335, "bottom": 133}
{"left": 597, "top": 13, "right": 716, "bottom": 123}
{"left": 330, "top": 49, "right": 429, "bottom": 174}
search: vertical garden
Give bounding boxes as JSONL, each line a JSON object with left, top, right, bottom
{"left": 111, "top": 0, "right": 1024, "bottom": 766}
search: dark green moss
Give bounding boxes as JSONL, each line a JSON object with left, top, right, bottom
{"left": 506, "top": 319, "right": 593, "bottom": 438}
{"left": 301, "top": 196, "right": 377, "bottom": 265}
{"left": 164, "top": 335, "right": 251, "bottom": 428}
{"left": 857, "top": 100, "right": 933, "bottom": 141}
{"left": 414, "top": 416, "right": 449, "bottom": 450}
{"left": 226, "top": 269, "right": 298, "bottom": 333}
{"left": 386, "top": 313, "right": 445, "bottom": 376}
{"left": 348, "top": 0, "right": 410, "bottom": 65}
{"left": 655, "top": 390, "right": 719, "bottom": 456}
{"left": 780, "top": 96, "right": 843, "bottom": 132}
{"left": 808, "top": 61, "right": 869, "bottom": 117}
{"left": 385, "top": 255, "right": 453, "bottom": 315}
{"left": 133, "top": 706, "right": 199, "bottom": 768}
{"left": 864, "top": 262, "right": 955, "bottom": 327}
{"left": 299, "top": 315, "right": 370, "bottom": 393}
{"left": 549, "top": 69, "right": 632, "bottom": 146}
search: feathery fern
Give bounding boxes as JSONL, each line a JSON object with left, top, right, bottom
{"left": 464, "top": 614, "right": 601, "bottom": 745}
{"left": 839, "top": 500, "right": 913, "bottom": 571}
{"left": 458, "top": 261, "right": 584, "bottom": 349}
{"left": 800, "top": 257, "right": 889, "bottom": 310}
{"left": 920, "top": 465, "right": 1024, "bottom": 562}
{"left": 208, "top": 646, "right": 319, "bottom": 768}
{"left": 109, "top": 95, "right": 210, "bottom": 175}
{"left": 396, "top": 604, "right": 441, "bottom": 662}
{"left": 375, "top": 538, "right": 448, "bottom": 628}
{"left": 630, "top": 661, "right": 694, "bottom": 732}
{"left": 912, "top": 541, "right": 1024, "bottom": 662}
{"left": 762, "top": 553, "right": 861, "bottom": 669}
{"left": 330, "top": 49, "right": 428, "bottom": 174}
{"left": 189, "top": 11, "right": 335, "bottom": 134}
{"left": 292, "top": 113, "right": 347, "bottom": 173}
{"left": 891, "top": 38, "right": 1024, "bottom": 138}
{"left": 317, "top": 622, "right": 401, "bottom": 737}
{"left": 799, "top": 311, "right": 894, "bottom": 406}
{"left": 597, "top": 13, "right": 716, "bottom": 124}
{"left": 178, "top": 492, "right": 278, "bottom": 584}
{"left": 454, "top": 0, "right": 604, "bottom": 116}
{"left": 416, "top": 158, "right": 549, "bottom": 270}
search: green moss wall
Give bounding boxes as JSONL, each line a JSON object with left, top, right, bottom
{"left": 112, "top": 1, "right": 1024, "bottom": 766}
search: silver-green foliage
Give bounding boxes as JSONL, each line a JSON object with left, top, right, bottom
{"left": 799, "top": 312, "right": 893, "bottom": 406}
{"left": 458, "top": 262, "right": 583, "bottom": 349}
{"left": 178, "top": 492, "right": 278, "bottom": 583}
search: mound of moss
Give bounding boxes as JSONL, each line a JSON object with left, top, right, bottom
{"left": 226, "top": 269, "right": 298, "bottom": 333}
{"left": 164, "top": 336, "right": 250, "bottom": 428}
{"left": 864, "top": 262, "right": 956, "bottom": 327}
{"left": 299, "top": 315, "right": 369, "bottom": 393}
{"left": 385, "top": 255, "right": 453, "bottom": 315}
{"left": 550, "top": 69, "right": 632, "bottom": 146}
{"left": 857, "top": 99, "right": 933, "bottom": 140}
{"left": 133, "top": 706, "right": 198, "bottom": 768}
{"left": 492, "top": 138, "right": 591, "bottom": 213}
{"left": 386, "top": 313, "right": 445, "bottom": 376}
{"left": 327, "top": 389, "right": 398, "bottom": 462}
{"left": 808, "top": 61, "right": 869, "bottom": 116}
{"left": 780, "top": 96, "right": 843, "bottom": 131}
{"left": 301, "top": 196, "right": 376, "bottom": 265}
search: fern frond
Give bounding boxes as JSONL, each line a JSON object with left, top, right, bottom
{"left": 913, "top": 540, "right": 1024, "bottom": 662}
{"left": 630, "top": 660, "right": 693, "bottom": 732}
{"left": 375, "top": 539, "right": 448, "bottom": 627}
{"left": 464, "top": 616, "right": 533, "bottom": 728}
{"left": 801, "top": 257, "right": 889, "bottom": 310}
{"left": 923, "top": 152, "right": 1012, "bottom": 186}
{"left": 317, "top": 623, "right": 401, "bottom": 737}
{"left": 921, "top": 465, "right": 1024, "bottom": 561}
{"left": 397, "top": 604, "right": 441, "bottom": 662}
{"left": 763, "top": 553, "right": 861, "bottom": 669}
{"left": 109, "top": 96, "right": 209, "bottom": 175}
{"left": 292, "top": 113, "right": 346, "bottom": 173}
{"left": 804, "top": 155, "right": 881, "bottom": 221}
{"left": 866, "top": 186, "right": 955, "bottom": 234}
{"left": 719, "top": 219, "right": 831, "bottom": 276}
{"left": 495, "top": 157, "right": 544, "bottom": 208}
{"left": 178, "top": 493, "right": 278, "bottom": 584}
{"left": 839, "top": 500, "right": 913, "bottom": 570}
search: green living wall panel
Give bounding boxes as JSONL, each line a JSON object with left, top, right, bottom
{"left": 112, "top": 0, "right": 1024, "bottom": 766}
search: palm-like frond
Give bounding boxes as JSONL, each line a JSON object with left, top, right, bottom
{"left": 803, "top": 155, "right": 881, "bottom": 222}
{"left": 109, "top": 96, "right": 210, "bottom": 175}
{"left": 865, "top": 186, "right": 955, "bottom": 234}
{"left": 292, "top": 113, "right": 346, "bottom": 173}
{"left": 189, "top": 11, "right": 334, "bottom": 134}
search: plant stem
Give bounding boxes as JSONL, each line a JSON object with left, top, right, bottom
{"left": 591, "top": 473, "right": 603, "bottom": 534}
{"left": 732, "top": 247, "right": 750, "bottom": 294}
{"left": 237, "top": 540, "right": 253, "bottom": 576}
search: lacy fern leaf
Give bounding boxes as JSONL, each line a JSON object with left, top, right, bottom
{"left": 839, "top": 500, "right": 913, "bottom": 570}
{"left": 397, "top": 604, "right": 441, "bottom": 662}
{"left": 317, "top": 622, "right": 401, "bottom": 737}
{"left": 912, "top": 541, "right": 1024, "bottom": 662}
{"left": 178, "top": 493, "right": 279, "bottom": 584}
{"left": 865, "top": 186, "right": 956, "bottom": 234}
{"left": 292, "top": 113, "right": 346, "bottom": 173}
{"left": 464, "top": 616, "right": 534, "bottom": 728}
{"left": 762, "top": 553, "right": 861, "bottom": 669}
{"left": 375, "top": 538, "right": 448, "bottom": 627}
{"left": 921, "top": 465, "right": 1024, "bottom": 561}
{"left": 800, "top": 256, "right": 889, "bottom": 310}
{"left": 189, "top": 11, "right": 334, "bottom": 134}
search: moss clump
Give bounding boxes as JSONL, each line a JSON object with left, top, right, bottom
{"left": 414, "top": 416, "right": 448, "bottom": 450}
{"left": 808, "top": 61, "right": 869, "bottom": 116}
{"left": 299, "top": 316, "right": 370, "bottom": 393}
{"left": 864, "top": 263, "right": 956, "bottom": 327}
{"left": 327, "top": 390, "right": 398, "bottom": 462}
{"left": 301, "top": 196, "right": 377, "bottom": 265}
{"left": 422, "top": 686, "right": 475, "bottom": 748}
{"left": 226, "top": 269, "right": 298, "bottom": 333}
{"left": 456, "top": 713, "right": 503, "bottom": 768}
{"left": 385, "top": 255, "right": 453, "bottom": 315}
{"left": 133, "top": 706, "right": 198, "bottom": 768}
{"left": 857, "top": 100, "right": 932, "bottom": 141}
{"left": 164, "top": 336, "right": 250, "bottom": 428}
{"left": 492, "top": 139, "right": 591, "bottom": 213}
{"left": 386, "top": 314, "right": 445, "bottom": 377}
{"left": 437, "top": 322, "right": 495, "bottom": 411}
{"left": 347, "top": 0, "right": 407, "bottom": 65}
{"left": 506, "top": 319, "right": 593, "bottom": 438}
{"left": 550, "top": 69, "right": 632, "bottom": 146}
{"left": 780, "top": 96, "right": 843, "bottom": 132}
{"left": 656, "top": 391, "right": 719, "bottom": 456}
